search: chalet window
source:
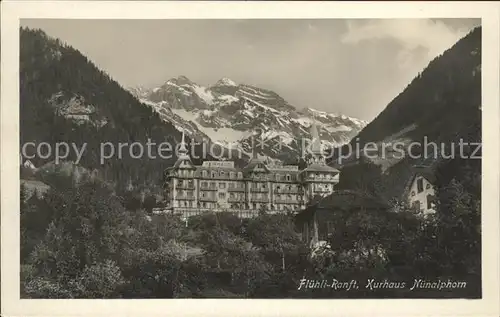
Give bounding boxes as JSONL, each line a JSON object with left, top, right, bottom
{"left": 417, "top": 178, "right": 424, "bottom": 193}
{"left": 413, "top": 200, "right": 421, "bottom": 211}
{"left": 427, "top": 195, "right": 433, "bottom": 209}
{"left": 426, "top": 184, "right": 431, "bottom": 190}
{"left": 411, "top": 191, "right": 415, "bottom": 197}
{"left": 326, "top": 221, "right": 333, "bottom": 235}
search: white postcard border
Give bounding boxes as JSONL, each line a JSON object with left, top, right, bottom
{"left": 1, "top": 1, "right": 499, "bottom": 317}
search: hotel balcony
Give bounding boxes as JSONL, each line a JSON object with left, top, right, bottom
{"left": 250, "top": 188, "right": 269, "bottom": 193}
{"left": 313, "top": 188, "right": 333, "bottom": 193}
{"left": 176, "top": 184, "right": 196, "bottom": 189}
{"left": 228, "top": 197, "right": 244, "bottom": 202}
{"left": 274, "top": 189, "right": 302, "bottom": 194}
{"left": 171, "top": 208, "right": 258, "bottom": 219}
{"left": 175, "top": 195, "right": 196, "bottom": 201}
{"left": 302, "top": 175, "right": 340, "bottom": 183}
{"left": 273, "top": 198, "right": 304, "bottom": 204}
{"left": 228, "top": 187, "right": 246, "bottom": 192}
{"left": 199, "top": 196, "right": 217, "bottom": 202}
{"left": 249, "top": 197, "right": 270, "bottom": 203}
{"left": 200, "top": 186, "right": 218, "bottom": 191}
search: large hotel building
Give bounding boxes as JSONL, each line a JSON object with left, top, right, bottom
{"left": 154, "top": 124, "right": 340, "bottom": 218}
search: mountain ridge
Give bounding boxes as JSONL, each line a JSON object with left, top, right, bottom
{"left": 129, "top": 76, "right": 368, "bottom": 163}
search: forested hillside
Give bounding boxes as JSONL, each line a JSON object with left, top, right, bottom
{"left": 334, "top": 27, "right": 482, "bottom": 201}
{"left": 354, "top": 27, "right": 481, "bottom": 147}
{"left": 20, "top": 27, "right": 201, "bottom": 191}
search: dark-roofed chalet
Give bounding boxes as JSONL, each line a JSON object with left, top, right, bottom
{"left": 294, "top": 190, "right": 390, "bottom": 247}
{"left": 402, "top": 165, "right": 437, "bottom": 215}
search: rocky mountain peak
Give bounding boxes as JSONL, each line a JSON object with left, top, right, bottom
{"left": 214, "top": 77, "right": 238, "bottom": 87}
{"left": 130, "top": 77, "right": 368, "bottom": 163}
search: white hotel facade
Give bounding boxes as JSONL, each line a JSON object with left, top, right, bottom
{"left": 153, "top": 124, "right": 341, "bottom": 218}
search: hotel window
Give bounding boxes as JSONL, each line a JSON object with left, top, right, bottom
{"left": 201, "top": 192, "right": 206, "bottom": 198}
{"left": 210, "top": 182, "right": 216, "bottom": 188}
{"left": 238, "top": 172, "right": 243, "bottom": 178}
{"left": 230, "top": 193, "right": 234, "bottom": 198}
{"left": 202, "top": 170, "right": 208, "bottom": 177}
{"left": 219, "top": 182, "right": 226, "bottom": 189}
{"left": 211, "top": 171, "right": 216, "bottom": 178}
{"left": 230, "top": 172, "right": 235, "bottom": 179}
{"left": 201, "top": 182, "right": 207, "bottom": 188}
{"left": 417, "top": 178, "right": 424, "bottom": 193}
{"left": 220, "top": 171, "right": 225, "bottom": 177}
{"left": 218, "top": 192, "right": 225, "bottom": 199}
{"left": 286, "top": 174, "right": 291, "bottom": 181}
{"left": 229, "top": 182, "right": 235, "bottom": 189}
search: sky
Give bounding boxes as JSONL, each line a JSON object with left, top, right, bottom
{"left": 21, "top": 18, "right": 480, "bottom": 121}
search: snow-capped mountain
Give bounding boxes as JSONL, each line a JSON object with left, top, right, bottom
{"left": 129, "top": 76, "right": 367, "bottom": 162}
